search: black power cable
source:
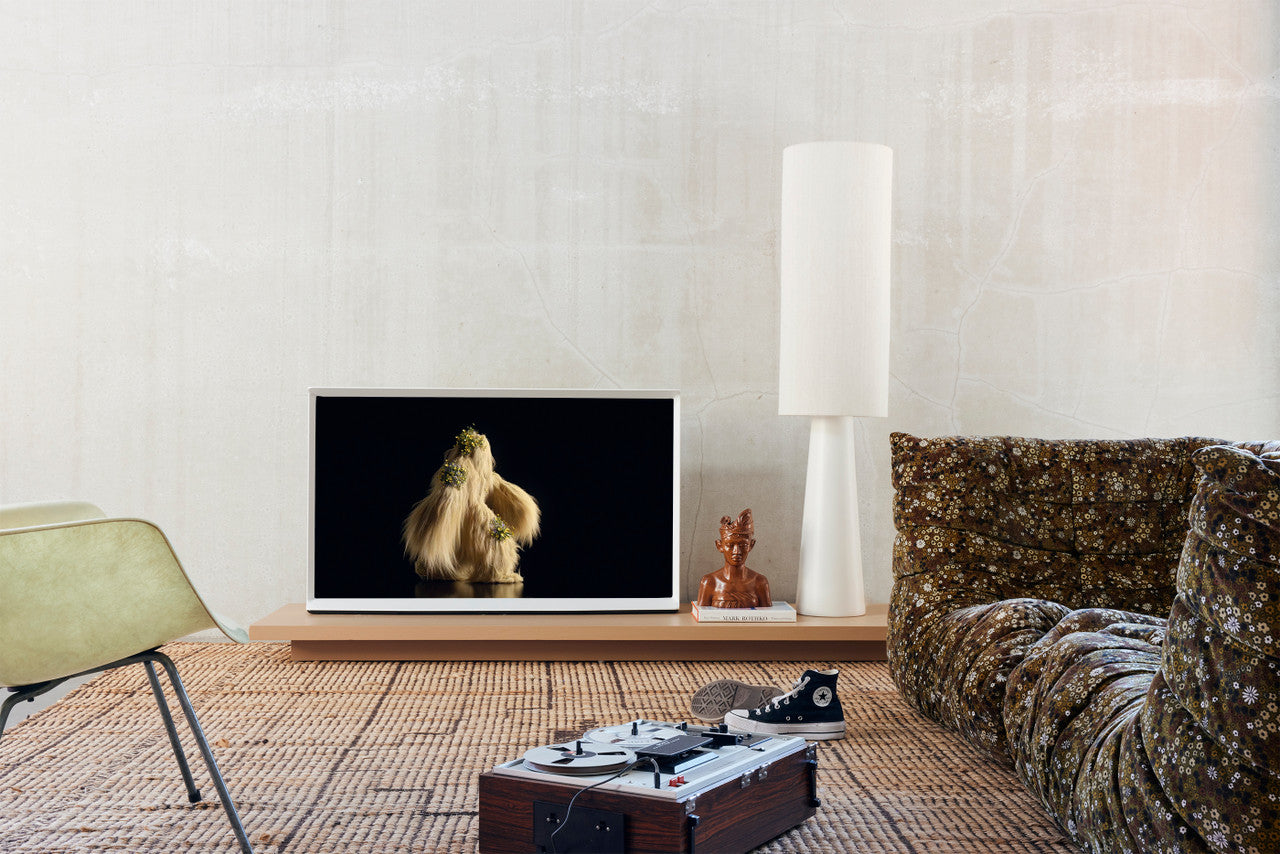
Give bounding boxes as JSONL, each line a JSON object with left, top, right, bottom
{"left": 547, "top": 757, "right": 661, "bottom": 853}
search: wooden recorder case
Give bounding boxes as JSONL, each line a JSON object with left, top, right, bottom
{"left": 478, "top": 720, "right": 819, "bottom": 853}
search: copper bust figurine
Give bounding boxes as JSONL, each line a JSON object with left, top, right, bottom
{"left": 696, "top": 509, "right": 772, "bottom": 609}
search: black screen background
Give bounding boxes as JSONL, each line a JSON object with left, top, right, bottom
{"left": 312, "top": 394, "right": 676, "bottom": 605}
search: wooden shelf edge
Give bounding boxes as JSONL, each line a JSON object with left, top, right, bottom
{"left": 289, "top": 639, "right": 887, "bottom": 662}
{"left": 249, "top": 602, "right": 889, "bottom": 661}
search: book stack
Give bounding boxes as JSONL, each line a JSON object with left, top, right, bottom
{"left": 691, "top": 602, "right": 797, "bottom": 623}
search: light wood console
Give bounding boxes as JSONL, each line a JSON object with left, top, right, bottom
{"left": 249, "top": 603, "right": 888, "bottom": 662}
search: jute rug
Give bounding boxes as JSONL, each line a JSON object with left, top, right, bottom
{"left": 0, "top": 643, "right": 1075, "bottom": 853}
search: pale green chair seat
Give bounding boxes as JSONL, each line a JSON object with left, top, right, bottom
{"left": 0, "top": 500, "right": 252, "bottom": 852}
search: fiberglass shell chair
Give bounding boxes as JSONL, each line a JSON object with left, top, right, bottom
{"left": 0, "top": 501, "right": 253, "bottom": 852}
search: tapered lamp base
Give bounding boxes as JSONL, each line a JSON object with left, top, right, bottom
{"left": 794, "top": 416, "right": 867, "bottom": 617}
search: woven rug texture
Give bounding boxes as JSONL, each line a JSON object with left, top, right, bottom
{"left": 0, "top": 643, "right": 1075, "bottom": 853}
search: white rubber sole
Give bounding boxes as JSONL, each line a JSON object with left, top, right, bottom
{"left": 723, "top": 710, "right": 846, "bottom": 741}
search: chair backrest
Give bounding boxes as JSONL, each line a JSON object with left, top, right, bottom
{"left": 0, "top": 503, "right": 245, "bottom": 686}
{"left": 0, "top": 501, "right": 108, "bottom": 529}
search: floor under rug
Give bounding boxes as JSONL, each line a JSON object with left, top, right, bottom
{"left": 0, "top": 642, "right": 1075, "bottom": 853}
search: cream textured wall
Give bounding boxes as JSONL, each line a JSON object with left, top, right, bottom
{"left": 1, "top": 2, "right": 1276, "bottom": 628}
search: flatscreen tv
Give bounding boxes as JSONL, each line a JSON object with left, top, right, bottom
{"left": 308, "top": 388, "right": 680, "bottom": 613}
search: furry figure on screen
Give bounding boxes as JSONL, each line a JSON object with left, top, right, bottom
{"left": 403, "top": 427, "right": 540, "bottom": 583}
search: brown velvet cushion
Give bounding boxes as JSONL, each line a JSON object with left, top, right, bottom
{"left": 1002, "top": 442, "right": 1280, "bottom": 852}
{"left": 888, "top": 432, "right": 1217, "bottom": 760}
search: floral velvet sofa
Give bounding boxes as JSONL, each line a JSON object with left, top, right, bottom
{"left": 887, "top": 433, "right": 1280, "bottom": 854}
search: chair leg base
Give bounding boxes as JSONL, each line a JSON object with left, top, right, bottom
{"left": 0, "top": 650, "right": 252, "bottom": 854}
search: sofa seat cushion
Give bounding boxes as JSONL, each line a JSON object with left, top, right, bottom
{"left": 890, "top": 593, "right": 1068, "bottom": 757}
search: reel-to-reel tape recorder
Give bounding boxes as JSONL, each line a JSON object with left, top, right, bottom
{"left": 478, "top": 719, "right": 819, "bottom": 853}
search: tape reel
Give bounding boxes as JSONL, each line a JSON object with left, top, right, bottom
{"left": 522, "top": 741, "right": 637, "bottom": 776}
{"left": 585, "top": 720, "right": 685, "bottom": 749}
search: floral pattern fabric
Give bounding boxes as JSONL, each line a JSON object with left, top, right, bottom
{"left": 889, "top": 433, "right": 1280, "bottom": 853}
{"left": 889, "top": 432, "right": 1213, "bottom": 760}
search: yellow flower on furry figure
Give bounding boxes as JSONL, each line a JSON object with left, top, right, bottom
{"left": 454, "top": 426, "right": 484, "bottom": 457}
{"left": 402, "top": 429, "right": 539, "bottom": 583}
{"left": 438, "top": 461, "right": 467, "bottom": 488}
{"left": 490, "top": 516, "right": 513, "bottom": 542}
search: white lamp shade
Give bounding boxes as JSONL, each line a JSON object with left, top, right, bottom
{"left": 779, "top": 141, "right": 892, "bottom": 417}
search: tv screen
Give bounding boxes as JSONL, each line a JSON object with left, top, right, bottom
{"left": 308, "top": 388, "right": 680, "bottom": 612}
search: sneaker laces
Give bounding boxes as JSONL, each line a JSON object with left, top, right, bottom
{"left": 759, "top": 675, "right": 809, "bottom": 712}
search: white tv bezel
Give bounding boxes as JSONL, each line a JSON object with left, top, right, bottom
{"left": 306, "top": 387, "right": 681, "bottom": 613}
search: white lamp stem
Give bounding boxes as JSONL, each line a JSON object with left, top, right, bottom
{"left": 795, "top": 415, "right": 867, "bottom": 617}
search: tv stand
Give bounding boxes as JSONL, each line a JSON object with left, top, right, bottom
{"left": 249, "top": 603, "right": 888, "bottom": 662}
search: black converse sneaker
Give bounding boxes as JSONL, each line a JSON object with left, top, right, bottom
{"left": 689, "top": 678, "right": 782, "bottom": 723}
{"left": 722, "top": 669, "right": 845, "bottom": 740}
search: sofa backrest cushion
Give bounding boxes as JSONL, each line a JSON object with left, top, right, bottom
{"left": 890, "top": 432, "right": 1219, "bottom": 614}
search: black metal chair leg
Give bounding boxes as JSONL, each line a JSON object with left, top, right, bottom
{"left": 0, "top": 691, "right": 27, "bottom": 745}
{"left": 149, "top": 652, "right": 253, "bottom": 854}
{"left": 0, "top": 692, "right": 24, "bottom": 744}
{"left": 1, "top": 679, "right": 64, "bottom": 747}
{"left": 144, "top": 660, "right": 202, "bottom": 804}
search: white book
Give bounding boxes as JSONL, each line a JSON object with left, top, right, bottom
{"left": 691, "top": 602, "right": 797, "bottom": 623}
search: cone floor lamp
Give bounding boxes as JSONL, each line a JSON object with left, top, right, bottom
{"left": 779, "top": 142, "right": 892, "bottom": 618}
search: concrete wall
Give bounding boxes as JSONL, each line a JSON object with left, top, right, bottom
{"left": 2, "top": 1, "right": 1276, "bottom": 628}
